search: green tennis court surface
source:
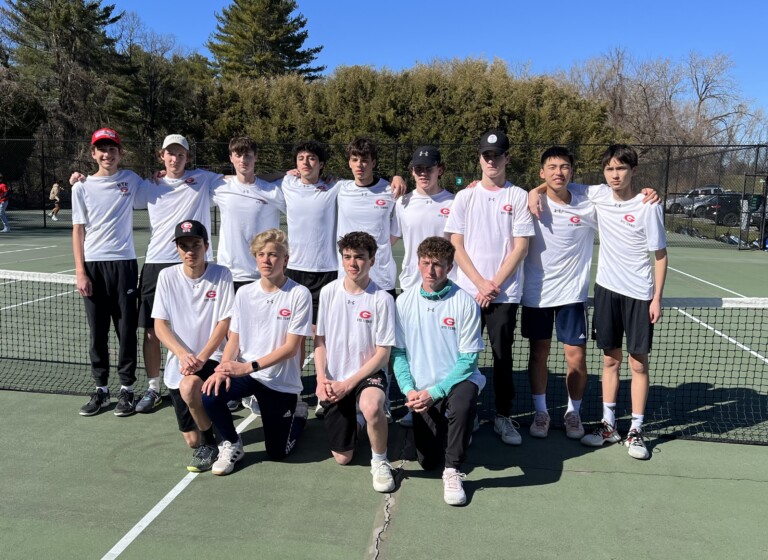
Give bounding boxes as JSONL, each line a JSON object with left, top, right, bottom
{"left": 2, "top": 228, "right": 768, "bottom": 558}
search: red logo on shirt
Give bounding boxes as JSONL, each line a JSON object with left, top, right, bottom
{"left": 375, "top": 199, "right": 386, "bottom": 206}
{"left": 279, "top": 308, "right": 292, "bottom": 317}
{"left": 119, "top": 186, "right": 129, "bottom": 193}
{"left": 624, "top": 214, "right": 636, "bottom": 223}
{"left": 205, "top": 290, "right": 217, "bottom": 299}
{"left": 359, "top": 310, "right": 372, "bottom": 319}
{"left": 443, "top": 317, "right": 455, "bottom": 327}
{"left": 185, "top": 177, "right": 196, "bottom": 184}
{"left": 502, "top": 204, "right": 513, "bottom": 212}
{"left": 570, "top": 216, "right": 581, "bottom": 224}
{"left": 440, "top": 208, "right": 451, "bottom": 216}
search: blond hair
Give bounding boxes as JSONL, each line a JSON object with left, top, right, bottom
{"left": 250, "top": 228, "right": 289, "bottom": 256}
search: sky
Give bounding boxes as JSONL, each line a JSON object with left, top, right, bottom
{"left": 110, "top": 0, "right": 768, "bottom": 114}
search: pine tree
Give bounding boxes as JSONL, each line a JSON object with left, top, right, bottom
{"left": 208, "top": 0, "right": 324, "bottom": 81}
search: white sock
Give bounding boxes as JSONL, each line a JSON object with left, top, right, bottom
{"left": 602, "top": 403, "right": 617, "bottom": 427}
{"left": 630, "top": 414, "right": 644, "bottom": 432}
{"left": 97, "top": 385, "right": 109, "bottom": 393}
{"left": 148, "top": 378, "right": 161, "bottom": 392}
{"left": 371, "top": 450, "right": 388, "bottom": 463}
{"left": 532, "top": 393, "right": 547, "bottom": 413}
{"left": 566, "top": 398, "right": 582, "bottom": 414}
{"left": 120, "top": 384, "right": 135, "bottom": 393}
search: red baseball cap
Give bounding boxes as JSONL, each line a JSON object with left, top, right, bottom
{"left": 91, "top": 128, "right": 122, "bottom": 146}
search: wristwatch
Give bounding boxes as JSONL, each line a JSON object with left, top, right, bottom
{"left": 251, "top": 361, "right": 260, "bottom": 373}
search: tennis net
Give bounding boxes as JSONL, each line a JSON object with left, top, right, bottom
{"left": 1, "top": 268, "right": 766, "bottom": 444}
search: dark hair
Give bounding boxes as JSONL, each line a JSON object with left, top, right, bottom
{"left": 293, "top": 140, "right": 328, "bottom": 163}
{"left": 337, "top": 231, "right": 377, "bottom": 259}
{"left": 601, "top": 144, "right": 638, "bottom": 168}
{"left": 346, "top": 137, "right": 377, "bottom": 161}
{"left": 540, "top": 146, "right": 575, "bottom": 168}
{"left": 417, "top": 236, "right": 455, "bottom": 266}
{"left": 229, "top": 136, "right": 258, "bottom": 156}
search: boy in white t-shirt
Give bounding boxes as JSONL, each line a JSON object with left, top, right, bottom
{"left": 201, "top": 229, "right": 313, "bottom": 475}
{"left": 522, "top": 147, "right": 596, "bottom": 440}
{"left": 393, "top": 237, "right": 484, "bottom": 506}
{"left": 579, "top": 144, "right": 667, "bottom": 460}
{"left": 152, "top": 220, "right": 233, "bottom": 472}
{"left": 445, "top": 129, "right": 535, "bottom": 446}
{"left": 315, "top": 232, "right": 397, "bottom": 493}
{"left": 72, "top": 128, "right": 145, "bottom": 417}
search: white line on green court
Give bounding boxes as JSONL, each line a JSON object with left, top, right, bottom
{"left": 101, "top": 412, "right": 260, "bottom": 560}
{"left": 675, "top": 307, "right": 768, "bottom": 365}
{"left": 668, "top": 266, "right": 747, "bottom": 297}
{"left": 0, "top": 245, "right": 58, "bottom": 255}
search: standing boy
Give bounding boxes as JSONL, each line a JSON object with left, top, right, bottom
{"left": 522, "top": 147, "right": 596, "bottom": 439}
{"left": 200, "top": 229, "right": 312, "bottom": 475}
{"left": 0, "top": 173, "right": 9, "bottom": 232}
{"left": 72, "top": 128, "right": 144, "bottom": 416}
{"left": 445, "top": 130, "right": 534, "bottom": 445}
{"left": 152, "top": 220, "right": 233, "bottom": 471}
{"left": 315, "top": 232, "right": 397, "bottom": 492}
{"left": 393, "top": 237, "right": 484, "bottom": 506}
{"left": 578, "top": 144, "right": 667, "bottom": 460}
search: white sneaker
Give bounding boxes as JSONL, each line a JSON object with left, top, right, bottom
{"left": 529, "top": 411, "right": 550, "bottom": 438}
{"left": 0, "top": 228, "right": 10, "bottom": 233}
{"left": 442, "top": 468, "right": 467, "bottom": 506}
{"left": 212, "top": 438, "right": 245, "bottom": 476}
{"left": 242, "top": 395, "right": 261, "bottom": 416}
{"left": 625, "top": 428, "right": 650, "bottom": 460}
{"left": 371, "top": 459, "right": 395, "bottom": 492}
{"left": 580, "top": 420, "right": 621, "bottom": 447}
{"left": 494, "top": 416, "right": 522, "bottom": 445}
{"left": 399, "top": 410, "right": 414, "bottom": 428}
{"left": 564, "top": 411, "right": 585, "bottom": 439}
{"left": 51, "top": 215, "right": 59, "bottom": 221}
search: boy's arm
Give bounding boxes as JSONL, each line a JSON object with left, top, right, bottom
{"left": 313, "top": 334, "right": 331, "bottom": 401}
{"left": 391, "top": 347, "right": 416, "bottom": 396}
{"left": 650, "top": 248, "right": 668, "bottom": 324}
{"left": 154, "top": 318, "right": 204, "bottom": 375}
{"left": 72, "top": 224, "right": 91, "bottom": 296}
{"left": 327, "top": 345, "right": 391, "bottom": 401}
{"left": 491, "top": 236, "right": 529, "bottom": 289}
{"left": 450, "top": 233, "right": 499, "bottom": 304}
{"left": 428, "top": 352, "right": 480, "bottom": 401}
{"left": 196, "top": 318, "right": 231, "bottom": 363}
{"left": 217, "top": 333, "right": 305, "bottom": 377}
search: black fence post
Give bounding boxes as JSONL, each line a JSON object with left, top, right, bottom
{"left": 40, "top": 139, "right": 47, "bottom": 228}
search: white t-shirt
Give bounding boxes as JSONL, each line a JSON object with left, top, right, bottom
{"left": 71, "top": 170, "right": 146, "bottom": 261}
{"left": 151, "top": 263, "right": 234, "bottom": 390}
{"left": 230, "top": 278, "right": 313, "bottom": 394}
{"left": 210, "top": 176, "right": 286, "bottom": 282}
{"left": 336, "top": 179, "right": 401, "bottom": 290}
{"left": 580, "top": 184, "right": 667, "bottom": 301}
{"left": 137, "top": 169, "right": 221, "bottom": 264}
{"left": 395, "top": 283, "right": 485, "bottom": 393}
{"left": 522, "top": 189, "right": 597, "bottom": 308}
{"left": 315, "top": 278, "right": 396, "bottom": 382}
{"left": 444, "top": 183, "right": 535, "bottom": 303}
{"left": 394, "top": 189, "right": 457, "bottom": 291}
{"left": 281, "top": 175, "right": 339, "bottom": 273}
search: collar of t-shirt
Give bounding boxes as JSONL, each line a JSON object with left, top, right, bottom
{"left": 420, "top": 280, "right": 453, "bottom": 301}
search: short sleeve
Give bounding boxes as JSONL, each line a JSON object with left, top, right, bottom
{"left": 375, "top": 291, "right": 396, "bottom": 347}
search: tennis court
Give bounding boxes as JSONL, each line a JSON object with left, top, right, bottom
{"left": 1, "top": 226, "right": 768, "bottom": 559}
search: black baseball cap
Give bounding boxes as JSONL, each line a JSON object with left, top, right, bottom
{"left": 479, "top": 130, "right": 509, "bottom": 156}
{"left": 410, "top": 145, "right": 441, "bottom": 167}
{"left": 173, "top": 220, "right": 208, "bottom": 242}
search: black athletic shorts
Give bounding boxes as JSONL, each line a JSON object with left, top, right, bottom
{"left": 592, "top": 284, "right": 653, "bottom": 354}
{"left": 285, "top": 268, "right": 337, "bottom": 323}
{"left": 321, "top": 371, "right": 388, "bottom": 453}
{"left": 168, "top": 359, "right": 218, "bottom": 432}
{"left": 138, "top": 262, "right": 176, "bottom": 328}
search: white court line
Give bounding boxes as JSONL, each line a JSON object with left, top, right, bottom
{"left": 668, "top": 266, "right": 746, "bottom": 298}
{"left": 101, "top": 413, "right": 260, "bottom": 560}
{"left": 0, "top": 289, "right": 76, "bottom": 311}
{"left": 675, "top": 308, "right": 768, "bottom": 365}
{"left": 0, "top": 245, "right": 58, "bottom": 255}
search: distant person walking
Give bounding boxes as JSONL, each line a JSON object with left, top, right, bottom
{"left": 0, "top": 173, "right": 10, "bottom": 232}
{"left": 48, "top": 182, "right": 63, "bottom": 221}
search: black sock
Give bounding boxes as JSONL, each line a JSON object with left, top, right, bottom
{"left": 201, "top": 427, "right": 216, "bottom": 446}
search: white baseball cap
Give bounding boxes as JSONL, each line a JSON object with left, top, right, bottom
{"left": 161, "top": 134, "right": 190, "bottom": 151}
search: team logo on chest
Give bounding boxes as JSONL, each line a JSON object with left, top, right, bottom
{"left": 439, "top": 207, "right": 450, "bottom": 218}
{"left": 374, "top": 199, "right": 388, "bottom": 210}
{"left": 441, "top": 317, "right": 456, "bottom": 331}
{"left": 501, "top": 203, "right": 514, "bottom": 215}
{"left": 205, "top": 290, "right": 217, "bottom": 301}
{"left": 623, "top": 214, "right": 637, "bottom": 228}
{"left": 117, "top": 183, "right": 130, "bottom": 197}
{"left": 278, "top": 308, "right": 292, "bottom": 320}
{"left": 568, "top": 215, "right": 583, "bottom": 227}
{"left": 358, "top": 310, "right": 373, "bottom": 324}
{"left": 185, "top": 177, "right": 196, "bottom": 185}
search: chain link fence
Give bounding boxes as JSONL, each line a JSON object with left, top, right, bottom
{"left": 1, "top": 138, "right": 766, "bottom": 249}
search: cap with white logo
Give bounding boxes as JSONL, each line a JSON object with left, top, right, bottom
{"left": 162, "top": 134, "right": 190, "bottom": 151}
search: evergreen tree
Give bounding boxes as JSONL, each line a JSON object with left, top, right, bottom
{"left": 208, "top": 0, "right": 324, "bottom": 81}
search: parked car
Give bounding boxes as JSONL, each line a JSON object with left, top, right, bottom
{"left": 666, "top": 185, "right": 725, "bottom": 214}
{"left": 701, "top": 193, "right": 745, "bottom": 226}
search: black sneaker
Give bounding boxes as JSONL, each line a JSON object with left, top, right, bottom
{"left": 135, "top": 388, "right": 162, "bottom": 413}
{"left": 114, "top": 389, "right": 136, "bottom": 417}
{"left": 187, "top": 444, "right": 218, "bottom": 472}
{"left": 79, "top": 388, "right": 110, "bottom": 416}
